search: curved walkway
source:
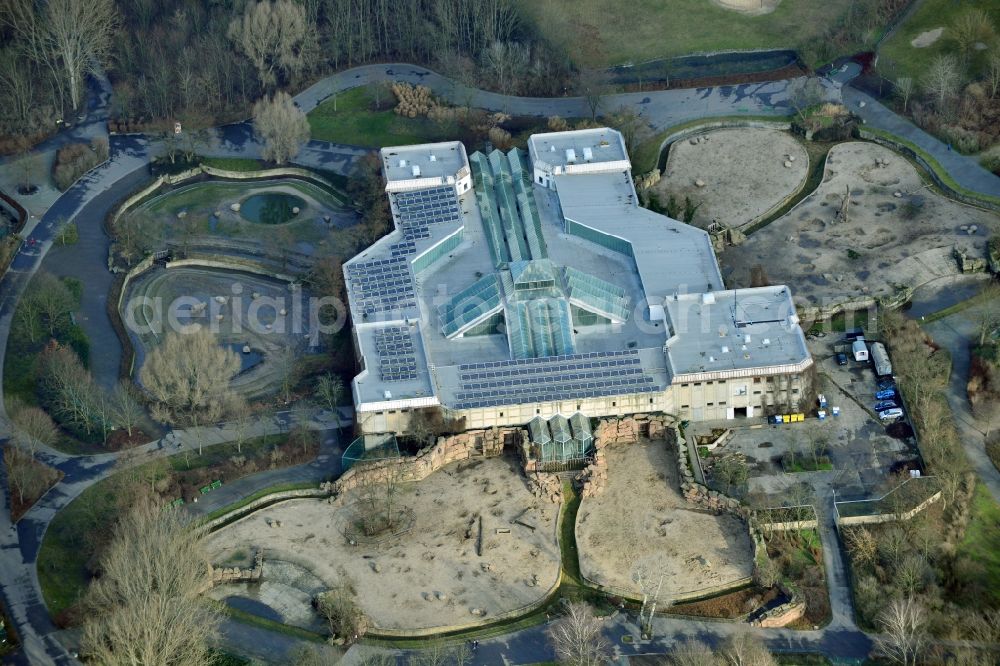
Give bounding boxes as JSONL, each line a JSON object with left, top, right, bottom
{"left": 0, "top": 59, "right": 998, "bottom": 665}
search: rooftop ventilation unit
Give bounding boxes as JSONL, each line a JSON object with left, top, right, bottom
{"left": 718, "top": 325, "right": 727, "bottom": 337}
{"left": 702, "top": 293, "right": 716, "bottom": 305}
{"left": 399, "top": 159, "right": 407, "bottom": 167}
{"left": 429, "top": 154, "right": 437, "bottom": 162}
{"left": 412, "top": 165, "right": 421, "bottom": 177}
{"left": 744, "top": 334, "right": 751, "bottom": 344}
{"left": 721, "top": 346, "right": 729, "bottom": 354}
{"left": 383, "top": 390, "right": 392, "bottom": 399}
{"left": 583, "top": 146, "right": 594, "bottom": 160}
{"left": 762, "top": 338, "right": 771, "bottom": 346}
{"left": 565, "top": 148, "right": 577, "bottom": 162}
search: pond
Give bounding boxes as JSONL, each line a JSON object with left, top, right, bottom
{"left": 240, "top": 192, "right": 306, "bottom": 225}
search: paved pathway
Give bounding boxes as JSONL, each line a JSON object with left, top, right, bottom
{"left": 923, "top": 305, "right": 1000, "bottom": 505}
{"left": 844, "top": 87, "right": 1000, "bottom": 198}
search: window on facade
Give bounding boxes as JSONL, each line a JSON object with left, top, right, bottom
{"left": 706, "top": 402, "right": 714, "bottom": 406}
{"left": 753, "top": 377, "right": 762, "bottom": 384}
{"left": 612, "top": 401, "right": 617, "bottom": 407}
{"left": 753, "top": 390, "right": 762, "bottom": 395}
{"left": 681, "top": 383, "right": 689, "bottom": 388}
{"left": 734, "top": 385, "right": 747, "bottom": 396}
{"left": 719, "top": 401, "right": 727, "bottom": 406}
{"left": 694, "top": 382, "right": 702, "bottom": 387}
{"left": 681, "top": 404, "right": 689, "bottom": 409}
{"left": 499, "top": 412, "right": 504, "bottom": 417}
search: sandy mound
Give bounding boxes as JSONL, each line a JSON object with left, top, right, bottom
{"left": 911, "top": 27, "right": 944, "bottom": 48}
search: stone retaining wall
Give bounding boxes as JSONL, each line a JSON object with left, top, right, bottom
{"left": 209, "top": 549, "right": 264, "bottom": 587}
{"left": 752, "top": 597, "right": 806, "bottom": 628}
{"left": 319, "top": 428, "right": 559, "bottom": 500}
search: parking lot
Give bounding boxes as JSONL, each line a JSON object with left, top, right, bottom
{"left": 690, "top": 334, "right": 919, "bottom": 501}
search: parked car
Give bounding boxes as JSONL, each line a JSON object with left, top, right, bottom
{"left": 875, "top": 388, "right": 897, "bottom": 400}
{"left": 877, "top": 379, "right": 895, "bottom": 391}
{"left": 874, "top": 401, "right": 899, "bottom": 411}
{"left": 835, "top": 352, "right": 848, "bottom": 366}
{"left": 878, "top": 408, "right": 904, "bottom": 421}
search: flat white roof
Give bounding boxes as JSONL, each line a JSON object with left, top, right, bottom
{"left": 529, "top": 128, "right": 629, "bottom": 171}
{"left": 380, "top": 141, "right": 468, "bottom": 183}
{"left": 663, "top": 286, "right": 811, "bottom": 380}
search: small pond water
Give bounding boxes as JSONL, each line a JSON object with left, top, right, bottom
{"left": 225, "top": 343, "right": 263, "bottom": 374}
{"left": 240, "top": 192, "right": 305, "bottom": 225}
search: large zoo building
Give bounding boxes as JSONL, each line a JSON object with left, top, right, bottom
{"left": 344, "top": 128, "right": 813, "bottom": 436}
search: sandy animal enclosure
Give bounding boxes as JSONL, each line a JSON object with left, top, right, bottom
{"left": 206, "top": 456, "right": 561, "bottom": 631}
{"left": 576, "top": 440, "right": 753, "bottom": 600}
{"left": 658, "top": 128, "right": 808, "bottom": 230}
{"left": 721, "top": 141, "right": 999, "bottom": 304}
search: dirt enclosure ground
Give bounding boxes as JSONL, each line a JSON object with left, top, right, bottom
{"left": 721, "top": 141, "right": 999, "bottom": 304}
{"left": 658, "top": 128, "right": 807, "bottom": 230}
{"left": 205, "top": 456, "right": 561, "bottom": 631}
{"left": 576, "top": 440, "right": 753, "bottom": 600}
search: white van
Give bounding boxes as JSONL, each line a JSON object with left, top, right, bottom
{"left": 878, "top": 408, "right": 903, "bottom": 421}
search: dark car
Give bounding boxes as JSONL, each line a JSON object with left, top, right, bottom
{"left": 875, "top": 388, "right": 897, "bottom": 400}
{"left": 874, "top": 400, "right": 899, "bottom": 411}
{"left": 877, "top": 379, "right": 895, "bottom": 391}
{"left": 835, "top": 352, "right": 848, "bottom": 366}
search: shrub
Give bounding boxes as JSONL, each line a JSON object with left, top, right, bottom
{"left": 52, "top": 139, "right": 109, "bottom": 191}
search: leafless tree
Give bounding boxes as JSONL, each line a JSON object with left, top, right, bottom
{"left": 292, "top": 644, "right": 344, "bottom": 666}
{"left": 26, "top": 271, "right": 75, "bottom": 336}
{"left": 6, "top": 397, "right": 58, "bottom": 456}
{"left": 140, "top": 329, "right": 241, "bottom": 451}
{"left": 787, "top": 76, "right": 825, "bottom": 124}
{"left": 228, "top": 0, "right": 312, "bottom": 88}
{"left": 974, "top": 283, "right": 1000, "bottom": 346}
{"left": 844, "top": 527, "right": 878, "bottom": 568}
{"left": 229, "top": 398, "right": 255, "bottom": 454}
{"left": 482, "top": 40, "right": 529, "bottom": 98}
{"left": 670, "top": 639, "right": 722, "bottom": 666}
{"left": 923, "top": 54, "right": 962, "bottom": 114}
{"left": 252, "top": 91, "right": 310, "bottom": 165}
{"left": 1, "top": 0, "right": 118, "bottom": 111}
{"left": 719, "top": 631, "right": 777, "bottom": 666}
{"left": 894, "top": 77, "right": 914, "bottom": 111}
{"left": 609, "top": 106, "right": 650, "bottom": 157}
{"left": 3, "top": 447, "right": 58, "bottom": 509}
{"left": 316, "top": 373, "right": 345, "bottom": 426}
{"left": 546, "top": 601, "right": 609, "bottom": 666}
{"left": 111, "top": 381, "right": 145, "bottom": 439}
{"left": 577, "top": 69, "right": 611, "bottom": 121}
{"left": 81, "top": 499, "right": 220, "bottom": 665}
{"left": 317, "top": 584, "right": 369, "bottom": 644}
{"left": 875, "top": 596, "right": 929, "bottom": 666}
{"left": 408, "top": 642, "right": 471, "bottom": 666}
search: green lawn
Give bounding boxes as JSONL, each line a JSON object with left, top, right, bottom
{"left": 200, "top": 157, "right": 268, "bottom": 172}
{"left": 880, "top": 0, "right": 1000, "bottom": 82}
{"left": 956, "top": 484, "right": 1000, "bottom": 606}
{"left": 308, "top": 86, "right": 448, "bottom": 148}
{"left": 517, "top": 0, "right": 864, "bottom": 68}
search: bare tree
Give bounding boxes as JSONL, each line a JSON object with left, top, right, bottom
{"left": 719, "top": 631, "right": 777, "bottom": 666}
{"left": 1, "top": 0, "right": 118, "bottom": 111}
{"left": 670, "top": 639, "right": 722, "bottom": 666}
{"left": 228, "top": 0, "right": 311, "bottom": 88}
{"left": 408, "top": 642, "right": 471, "bottom": 666}
{"left": 7, "top": 397, "right": 58, "bottom": 456}
{"left": 482, "top": 40, "right": 529, "bottom": 98}
{"left": 875, "top": 596, "right": 929, "bottom": 666}
{"left": 546, "top": 601, "right": 609, "bottom": 666}
{"left": 317, "top": 584, "right": 369, "bottom": 644}
{"left": 140, "top": 329, "right": 241, "bottom": 452}
{"left": 923, "top": 54, "right": 962, "bottom": 114}
{"left": 252, "top": 91, "right": 310, "bottom": 165}
{"left": 292, "top": 644, "right": 344, "bottom": 666}
{"left": 111, "top": 381, "right": 145, "bottom": 439}
{"left": 577, "top": 69, "right": 610, "bottom": 121}
{"left": 229, "top": 398, "right": 255, "bottom": 454}
{"left": 609, "top": 105, "right": 650, "bottom": 157}
{"left": 787, "top": 76, "right": 825, "bottom": 124}
{"left": 81, "top": 499, "right": 220, "bottom": 665}
{"left": 894, "top": 77, "right": 914, "bottom": 111}
{"left": 974, "top": 283, "right": 1000, "bottom": 346}
{"left": 28, "top": 271, "right": 76, "bottom": 336}
{"left": 316, "top": 373, "right": 345, "bottom": 426}
{"left": 3, "top": 447, "right": 58, "bottom": 509}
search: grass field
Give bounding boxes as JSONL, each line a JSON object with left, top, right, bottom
{"left": 956, "top": 484, "right": 1000, "bottom": 606}
{"left": 517, "top": 0, "right": 861, "bottom": 68}
{"left": 880, "top": 0, "right": 1000, "bottom": 81}
{"left": 308, "top": 86, "right": 447, "bottom": 147}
